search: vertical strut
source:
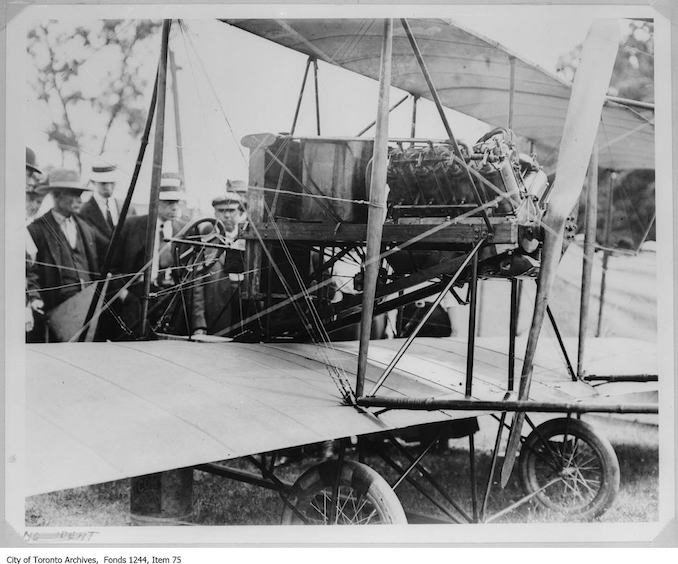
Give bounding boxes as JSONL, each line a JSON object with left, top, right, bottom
{"left": 140, "top": 19, "right": 172, "bottom": 337}
{"left": 465, "top": 251, "right": 480, "bottom": 398}
{"left": 78, "top": 70, "right": 160, "bottom": 341}
{"left": 312, "top": 57, "right": 321, "bottom": 135}
{"left": 508, "top": 278, "right": 519, "bottom": 391}
{"left": 597, "top": 171, "right": 616, "bottom": 337}
{"left": 356, "top": 19, "right": 393, "bottom": 398}
{"left": 577, "top": 146, "right": 599, "bottom": 377}
{"left": 410, "top": 95, "right": 419, "bottom": 139}
{"left": 169, "top": 49, "right": 186, "bottom": 191}
{"left": 291, "top": 57, "right": 312, "bottom": 134}
{"left": 469, "top": 434, "right": 478, "bottom": 522}
{"left": 367, "top": 238, "right": 485, "bottom": 397}
{"left": 508, "top": 56, "right": 516, "bottom": 130}
{"left": 400, "top": 18, "right": 492, "bottom": 233}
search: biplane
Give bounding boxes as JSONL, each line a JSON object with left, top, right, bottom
{"left": 24, "top": 16, "right": 658, "bottom": 527}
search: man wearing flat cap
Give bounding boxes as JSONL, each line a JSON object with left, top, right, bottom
{"left": 110, "top": 172, "right": 188, "bottom": 338}
{"left": 78, "top": 161, "right": 134, "bottom": 259}
{"left": 26, "top": 169, "right": 99, "bottom": 340}
{"left": 191, "top": 191, "right": 246, "bottom": 336}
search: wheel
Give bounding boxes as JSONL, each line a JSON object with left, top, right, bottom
{"left": 171, "top": 217, "right": 228, "bottom": 276}
{"left": 281, "top": 460, "right": 407, "bottom": 525}
{"left": 518, "top": 417, "right": 620, "bottom": 519}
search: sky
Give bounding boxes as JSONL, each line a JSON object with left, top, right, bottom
{"left": 23, "top": 6, "right": 639, "bottom": 214}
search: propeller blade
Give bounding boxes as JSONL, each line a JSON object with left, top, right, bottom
{"left": 500, "top": 19, "right": 621, "bottom": 487}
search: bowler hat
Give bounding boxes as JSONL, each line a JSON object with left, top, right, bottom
{"left": 158, "top": 172, "right": 185, "bottom": 201}
{"left": 89, "top": 162, "right": 118, "bottom": 183}
{"left": 36, "top": 168, "right": 92, "bottom": 195}
{"left": 26, "top": 147, "right": 43, "bottom": 176}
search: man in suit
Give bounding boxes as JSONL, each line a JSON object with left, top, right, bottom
{"left": 25, "top": 147, "right": 45, "bottom": 341}
{"left": 110, "top": 172, "right": 188, "bottom": 339}
{"left": 191, "top": 192, "right": 246, "bottom": 336}
{"left": 78, "top": 161, "right": 134, "bottom": 260}
{"left": 26, "top": 169, "right": 99, "bottom": 341}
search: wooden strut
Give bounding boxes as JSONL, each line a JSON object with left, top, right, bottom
{"left": 577, "top": 147, "right": 599, "bottom": 377}
{"left": 596, "top": 170, "right": 616, "bottom": 337}
{"left": 77, "top": 70, "right": 160, "bottom": 341}
{"left": 400, "top": 18, "right": 493, "bottom": 233}
{"left": 130, "top": 20, "right": 195, "bottom": 527}
{"left": 169, "top": 49, "right": 186, "bottom": 192}
{"left": 312, "top": 57, "right": 320, "bottom": 135}
{"left": 355, "top": 19, "right": 393, "bottom": 398}
{"left": 356, "top": 396, "right": 658, "bottom": 414}
{"left": 356, "top": 94, "right": 409, "bottom": 137}
{"left": 366, "top": 238, "right": 485, "bottom": 397}
{"left": 141, "top": 19, "right": 172, "bottom": 337}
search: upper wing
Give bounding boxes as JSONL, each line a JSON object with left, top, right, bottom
{"left": 224, "top": 18, "right": 654, "bottom": 171}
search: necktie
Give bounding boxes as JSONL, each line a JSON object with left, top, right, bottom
{"left": 105, "top": 199, "right": 114, "bottom": 231}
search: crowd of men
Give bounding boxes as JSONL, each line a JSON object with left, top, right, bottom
{"left": 25, "top": 147, "right": 246, "bottom": 343}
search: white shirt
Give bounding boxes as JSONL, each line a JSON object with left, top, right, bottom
{"left": 93, "top": 193, "right": 119, "bottom": 226}
{"left": 51, "top": 210, "right": 78, "bottom": 249}
{"left": 151, "top": 220, "right": 173, "bottom": 282}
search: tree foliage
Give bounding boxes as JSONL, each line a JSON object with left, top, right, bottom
{"left": 556, "top": 20, "right": 654, "bottom": 103}
{"left": 27, "top": 20, "right": 162, "bottom": 171}
{"left": 559, "top": 20, "right": 656, "bottom": 247}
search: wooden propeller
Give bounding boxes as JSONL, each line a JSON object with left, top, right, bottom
{"left": 500, "top": 20, "right": 621, "bottom": 486}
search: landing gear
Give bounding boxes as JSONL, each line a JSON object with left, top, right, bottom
{"left": 518, "top": 417, "right": 620, "bottom": 519}
{"left": 281, "top": 460, "right": 407, "bottom": 525}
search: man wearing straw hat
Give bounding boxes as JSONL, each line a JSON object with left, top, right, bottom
{"left": 78, "top": 160, "right": 134, "bottom": 259}
{"left": 110, "top": 172, "right": 188, "bottom": 338}
{"left": 26, "top": 168, "right": 99, "bottom": 340}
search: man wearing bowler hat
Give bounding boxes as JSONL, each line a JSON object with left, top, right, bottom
{"left": 25, "top": 147, "right": 45, "bottom": 340}
{"left": 25, "top": 147, "right": 45, "bottom": 222}
{"left": 110, "top": 172, "right": 188, "bottom": 338}
{"left": 78, "top": 160, "right": 134, "bottom": 259}
{"left": 26, "top": 169, "right": 99, "bottom": 340}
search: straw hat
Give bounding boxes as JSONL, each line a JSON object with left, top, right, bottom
{"left": 89, "top": 162, "right": 118, "bottom": 183}
{"left": 158, "top": 172, "right": 185, "bottom": 201}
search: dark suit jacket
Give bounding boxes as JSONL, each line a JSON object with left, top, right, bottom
{"left": 26, "top": 212, "right": 99, "bottom": 311}
{"left": 191, "top": 249, "right": 245, "bottom": 334}
{"left": 109, "top": 215, "right": 188, "bottom": 337}
{"left": 78, "top": 197, "right": 134, "bottom": 261}
{"left": 110, "top": 215, "right": 186, "bottom": 294}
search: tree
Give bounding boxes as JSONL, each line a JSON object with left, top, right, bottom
{"left": 556, "top": 20, "right": 653, "bottom": 103}
{"left": 558, "top": 20, "right": 655, "bottom": 247}
{"left": 27, "top": 20, "right": 162, "bottom": 171}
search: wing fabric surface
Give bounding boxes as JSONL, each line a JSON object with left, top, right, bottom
{"left": 26, "top": 337, "right": 655, "bottom": 496}
{"left": 224, "top": 18, "right": 654, "bottom": 171}
{"left": 26, "top": 340, "right": 484, "bottom": 495}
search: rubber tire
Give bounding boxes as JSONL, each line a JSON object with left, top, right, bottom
{"left": 281, "top": 460, "right": 407, "bottom": 525}
{"left": 518, "top": 417, "right": 620, "bottom": 519}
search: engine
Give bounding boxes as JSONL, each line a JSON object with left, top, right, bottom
{"left": 386, "top": 128, "right": 548, "bottom": 221}
{"left": 385, "top": 129, "right": 551, "bottom": 278}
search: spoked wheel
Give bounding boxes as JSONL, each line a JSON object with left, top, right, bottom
{"left": 281, "top": 460, "right": 407, "bottom": 525}
{"left": 171, "top": 217, "right": 229, "bottom": 276}
{"left": 518, "top": 417, "right": 620, "bottom": 519}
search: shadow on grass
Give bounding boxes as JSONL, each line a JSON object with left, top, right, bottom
{"left": 26, "top": 428, "right": 659, "bottom": 526}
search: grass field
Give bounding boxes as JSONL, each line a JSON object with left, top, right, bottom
{"left": 25, "top": 415, "right": 658, "bottom": 527}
